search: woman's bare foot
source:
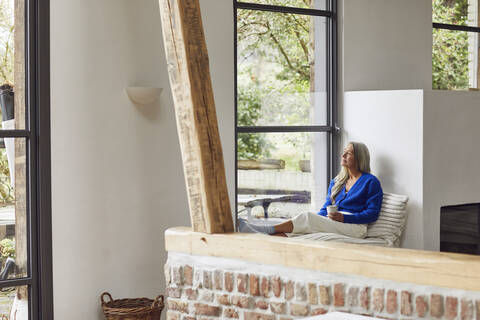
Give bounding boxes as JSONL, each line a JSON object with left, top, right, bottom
{"left": 272, "top": 233, "right": 288, "bottom": 237}
{"left": 273, "top": 220, "right": 294, "bottom": 233}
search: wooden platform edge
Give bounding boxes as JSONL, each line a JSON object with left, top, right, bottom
{"left": 165, "top": 226, "right": 480, "bottom": 292}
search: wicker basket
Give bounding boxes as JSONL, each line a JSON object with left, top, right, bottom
{"left": 101, "top": 292, "right": 164, "bottom": 320}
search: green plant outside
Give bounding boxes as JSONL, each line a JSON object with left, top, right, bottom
{"left": 237, "top": 0, "right": 313, "bottom": 166}
{"left": 0, "top": 238, "right": 14, "bottom": 260}
{"left": 0, "top": 0, "right": 14, "bottom": 206}
{"left": 432, "top": 0, "right": 471, "bottom": 90}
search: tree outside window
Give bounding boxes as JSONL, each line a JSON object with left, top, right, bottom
{"left": 433, "top": 0, "right": 480, "bottom": 90}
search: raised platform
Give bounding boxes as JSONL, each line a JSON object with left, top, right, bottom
{"left": 165, "top": 227, "right": 480, "bottom": 291}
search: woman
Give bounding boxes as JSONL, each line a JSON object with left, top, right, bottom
{"left": 239, "top": 142, "right": 383, "bottom": 238}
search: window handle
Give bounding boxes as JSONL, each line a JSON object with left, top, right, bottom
{"left": 334, "top": 124, "right": 341, "bottom": 134}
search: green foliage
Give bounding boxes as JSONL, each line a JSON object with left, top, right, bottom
{"left": 432, "top": 0, "right": 471, "bottom": 90}
{"left": 0, "top": 0, "right": 14, "bottom": 205}
{"left": 0, "top": 149, "right": 13, "bottom": 205}
{"left": 0, "top": 0, "right": 13, "bottom": 85}
{"left": 237, "top": 85, "right": 273, "bottom": 159}
{"left": 237, "top": 0, "right": 313, "bottom": 163}
{"left": 238, "top": 6, "right": 312, "bottom": 84}
{"left": 0, "top": 238, "right": 14, "bottom": 259}
{"left": 238, "top": 0, "right": 312, "bottom": 9}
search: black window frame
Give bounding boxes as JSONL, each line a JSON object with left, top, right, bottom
{"left": 433, "top": 1, "right": 480, "bottom": 89}
{"left": 234, "top": 0, "right": 338, "bottom": 228}
{"left": 0, "top": 0, "right": 53, "bottom": 318}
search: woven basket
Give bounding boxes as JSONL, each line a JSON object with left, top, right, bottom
{"left": 101, "top": 292, "right": 164, "bottom": 320}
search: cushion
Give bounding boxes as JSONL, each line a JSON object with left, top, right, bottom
{"left": 290, "top": 232, "right": 389, "bottom": 247}
{"left": 365, "top": 192, "right": 409, "bottom": 246}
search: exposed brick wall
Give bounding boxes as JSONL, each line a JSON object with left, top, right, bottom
{"left": 164, "top": 254, "right": 480, "bottom": 320}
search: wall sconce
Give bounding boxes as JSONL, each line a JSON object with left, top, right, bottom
{"left": 125, "top": 87, "right": 163, "bottom": 105}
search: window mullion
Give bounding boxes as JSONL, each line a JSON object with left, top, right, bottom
{"left": 235, "top": 1, "right": 334, "bottom": 17}
{"left": 433, "top": 22, "right": 480, "bottom": 33}
{"left": 237, "top": 126, "right": 334, "bottom": 133}
{"left": 0, "top": 130, "right": 31, "bottom": 138}
{"left": 0, "top": 277, "right": 32, "bottom": 289}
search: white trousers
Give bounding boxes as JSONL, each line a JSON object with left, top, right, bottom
{"left": 291, "top": 212, "right": 367, "bottom": 238}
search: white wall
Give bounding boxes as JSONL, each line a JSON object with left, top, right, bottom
{"left": 342, "top": 0, "right": 432, "bottom": 91}
{"left": 423, "top": 91, "right": 480, "bottom": 251}
{"left": 50, "top": 0, "right": 233, "bottom": 318}
{"left": 343, "top": 90, "right": 424, "bottom": 249}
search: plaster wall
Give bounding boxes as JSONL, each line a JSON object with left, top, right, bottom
{"left": 342, "top": 0, "right": 432, "bottom": 91}
{"left": 423, "top": 91, "right": 480, "bottom": 251}
{"left": 343, "top": 90, "right": 423, "bottom": 250}
{"left": 50, "top": 0, "right": 233, "bottom": 319}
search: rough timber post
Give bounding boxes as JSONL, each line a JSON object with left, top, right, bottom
{"left": 158, "top": 0, "right": 234, "bottom": 233}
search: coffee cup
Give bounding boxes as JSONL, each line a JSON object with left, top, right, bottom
{"left": 326, "top": 205, "right": 338, "bottom": 214}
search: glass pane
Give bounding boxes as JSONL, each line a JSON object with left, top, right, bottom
{"left": 0, "top": 139, "right": 27, "bottom": 279}
{"left": 433, "top": 0, "right": 479, "bottom": 27}
{"left": 237, "top": 10, "right": 328, "bottom": 126}
{"left": 0, "top": 0, "right": 25, "bottom": 129}
{"left": 0, "top": 286, "right": 28, "bottom": 319}
{"left": 433, "top": 29, "right": 480, "bottom": 89}
{"left": 237, "top": 0, "right": 328, "bottom": 10}
{"left": 237, "top": 132, "right": 327, "bottom": 222}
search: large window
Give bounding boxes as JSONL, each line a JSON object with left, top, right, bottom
{"left": 234, "top": 0, "right": 337, "bottom": 226}
{"left": 0, "top": 0, "right": 52, "bottom": 318}
{"left": 433, "top": 0, "right": 480, "bottom": 90}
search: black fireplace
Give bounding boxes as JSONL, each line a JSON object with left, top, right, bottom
{"left": 440, "top": 203, "right": 480, "bottom": 255}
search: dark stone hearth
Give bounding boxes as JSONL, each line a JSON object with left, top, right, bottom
{"left": 440, "top": 204, "right": 480, "bottom": 255}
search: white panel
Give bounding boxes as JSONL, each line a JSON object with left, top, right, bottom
{"left": 343, "top": 90, "right": 423, "bottom": 249}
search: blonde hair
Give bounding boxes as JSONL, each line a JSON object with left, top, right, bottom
{"left": 330, "top": 142, "right": 371, "bottom": 204}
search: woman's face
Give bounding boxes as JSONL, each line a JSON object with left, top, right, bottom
{"left": 341, "top": 144, "right": 357, "bottom": 169}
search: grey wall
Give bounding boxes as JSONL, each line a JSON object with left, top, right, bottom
{"left": 50, "top": 0, "right": 233, "bottom": 319}
{"left": 342, "top": 0, "right": 432, "bottom": 91}
{"left": 423, "top": 91, "right": 480, "bottom": 251}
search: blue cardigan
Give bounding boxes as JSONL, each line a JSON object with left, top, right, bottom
{"left": 318, "top": 173, "right": 383, "bottom": 224}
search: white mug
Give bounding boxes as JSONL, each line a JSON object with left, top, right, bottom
{"left": 326, "top": 205, "right": 338, "bottom": 214}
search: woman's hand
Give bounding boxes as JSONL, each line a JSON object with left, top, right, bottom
{"left": 328, "top": 211, "right": 344, "bottom": 222}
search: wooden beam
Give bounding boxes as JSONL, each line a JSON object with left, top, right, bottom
{"left": 158, "top": 0, "right": 233, "bottom": 233}
{"left": 166, "top": 227, "right": 480, "bottom": 291}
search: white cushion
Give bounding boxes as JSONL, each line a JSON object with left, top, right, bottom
{"left": 290, "top": 232, "right": 389, "bottom": 247}
{"left": 366, "top": 192, "right": 409, "bottom": 246}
